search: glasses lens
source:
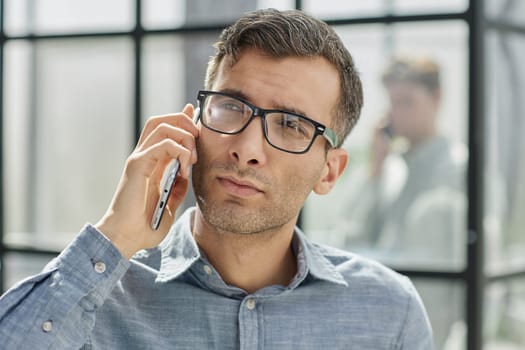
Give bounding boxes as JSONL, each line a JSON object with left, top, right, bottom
{"left": 198, "top": 92, "right": 320, "bottom": 153}
{"left": 266, "top": 113, "right": 315, "bottom": 152}
{"left": 202, "top": 94, "right": 250, "bottom": 133}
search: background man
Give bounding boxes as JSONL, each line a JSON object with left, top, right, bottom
{"left": 339, "top": 56, "right": 466, "bottom": 348}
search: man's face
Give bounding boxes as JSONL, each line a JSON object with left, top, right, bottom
{"left": 192, "top": 48, "right": 342, "bottom": 235}
{"left": 386, "top": 81, "right": 439, "bottom": 141}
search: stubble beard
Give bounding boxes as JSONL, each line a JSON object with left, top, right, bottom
{"left": 193, "top": 166, "right": 301, "bottom": 236}
{"left": 196, "top": 193, "right": 289, "bottom": 236}
{"left": 192, "top": 164, "right": 315, "bottom": 238}
{"left": 191, "top": 139, "right": 324, "bottom": 237}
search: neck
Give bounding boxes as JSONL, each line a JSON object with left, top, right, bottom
{"left": 192, "top": 209, "right": 298, "bottom": 294}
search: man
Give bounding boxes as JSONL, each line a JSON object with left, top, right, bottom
{"left": 338, "top": 57, "right": 466, "bottom": 348}
{"left": 0, "top": 9, "right": 433, "bottom": 349}
{"left": 340, "top": 56, "right": 466, "bottom": 266}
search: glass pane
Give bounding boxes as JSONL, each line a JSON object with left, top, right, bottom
{"left": 304, "top": 21, "right": 469, "bottom": 271}
{"left": 142, "top": 35, "right": 187, "bottom": 119}
{"left": 484, "top": 30, "right": 525, "bottom": 274}
{"left": 3, "top": 253, "right": 55, "bottom": 291}
{"left": 4, "top": 0, "right": 134, "bottom": 36}
{"left": 142, "top": 33, "right": 218, "bottom": 122}
{"left": 412, "top": 278, "right": 465, "bottom": 350}
{"left": 3, "top": 38, "right": 134, "bottom": 251}
{"left": 141, "top": 0, "right": 186, "bottom": 29}
{"left": 486, "top": 0, "right": 525, "bottom": 26}
{"left": 142, "top": 0, "right": 294, "bottom": 29}
{"left": 303, "top": 0, "right": 468, "bottom": 20}
{"left": 484, "top": 279, "right": 525, "bottom": 349}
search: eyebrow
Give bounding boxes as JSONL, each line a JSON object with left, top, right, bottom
{"left": 218, "top": 88, "right": 309, "bottom": 117}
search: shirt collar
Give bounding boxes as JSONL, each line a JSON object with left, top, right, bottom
{"left": 293, "top": 227, "right": 348, "bottom": 287}
{"left": 155, "top": 207, "right": 348, "bottom": 288}
{"left": 155, "top": 208, "right": 201, "bottom": 283}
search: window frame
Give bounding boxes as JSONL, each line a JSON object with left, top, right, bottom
{"left": 1, "top": 1, "right": 525, "bottom": 350}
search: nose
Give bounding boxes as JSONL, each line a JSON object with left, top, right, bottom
{"left": 228, "top": 117, "right": 268, "bottom": 167}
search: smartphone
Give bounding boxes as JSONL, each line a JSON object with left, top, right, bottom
{"left": 150, "top": 106, "right": 200, "bottom": 230}
{"left": 381, "top": 122, "right": 393, "bottom": 139}
{"left": 150, "top": 159, "right": 180, "bottom": 230}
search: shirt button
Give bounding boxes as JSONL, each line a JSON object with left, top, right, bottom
{"left": 246, "top": 298, "right": 256, "bottom": 310}
{"left": 203, "top": 265, "right": 213, "bottom": 275}
{"left": 42, "top": 320, "right": 53, "bottom": 332}
{"left": 93, "top": 261, "right": 106, "bottom": 274}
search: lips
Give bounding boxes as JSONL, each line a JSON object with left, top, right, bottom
{"left": 217, "top": 175, "right": 264, "bottom": 197}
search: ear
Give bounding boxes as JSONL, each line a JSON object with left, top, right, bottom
{"left": 313, "top": 148, "right": 348, "bottom": 195}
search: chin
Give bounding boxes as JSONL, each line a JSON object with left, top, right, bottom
{"left": 197, "top": 197, "right": 292, "bottom": 235}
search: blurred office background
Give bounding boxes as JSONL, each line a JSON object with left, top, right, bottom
{"left": 0, "top": 1, "right": 524, "bottom": 349}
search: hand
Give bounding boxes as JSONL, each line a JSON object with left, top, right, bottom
{"left": 95, "top": 104, "right": 199, "bottom": 259}
{"left": 369, "top": 120, "right": 391, "bottom": 179}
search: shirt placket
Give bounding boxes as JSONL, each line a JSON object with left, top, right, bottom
{"left": 239, "top": 296, "right": 260, "bottom": 350}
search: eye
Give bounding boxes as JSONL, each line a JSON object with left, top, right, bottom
{"left": 274, "top": 114, "right": 312, "bottom": 138}
{"left": 217, "top": 97, "right": 244, "bottom": 113}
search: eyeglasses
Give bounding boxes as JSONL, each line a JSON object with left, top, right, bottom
{"left": 195, "top": 90, "right": 338, "bottom": 154}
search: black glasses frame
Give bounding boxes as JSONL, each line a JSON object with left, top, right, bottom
{"left": 195, "top": 90, "right": 339, "bottom": 154}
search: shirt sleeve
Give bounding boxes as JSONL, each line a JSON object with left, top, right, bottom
{"left": 0, "top": 224, "right": 131, "bottom": 350}
{"left": 396, "top": 277, "right": 435, "bottom": 350}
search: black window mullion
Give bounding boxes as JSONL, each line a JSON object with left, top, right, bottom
{"left": 133, "top": 0, "right": 143, "bottom": 142}
{"left": 466, "top": 0, "right": 486, "bottom": 349}
{"left": 0, "top": 0, "right": 5, "bottom": 294}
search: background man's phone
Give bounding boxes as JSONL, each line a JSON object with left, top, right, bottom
{"left": 381, "top": 121, "right": 393, "bottom": 139}
{"left": 151, "top": 159, "right": 180, "bottom": 230}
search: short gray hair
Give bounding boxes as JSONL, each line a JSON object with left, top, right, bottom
{"left": 205, "top": 9, "right": 363, "bottom": 147}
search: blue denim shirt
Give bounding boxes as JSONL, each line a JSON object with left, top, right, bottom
{"left": 0, "top": 208, "right": 433, "bottom": 349}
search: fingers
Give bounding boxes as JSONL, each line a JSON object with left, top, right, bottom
{"left": 137, "top": 124, "right": 196, "bottom": 164}
{"left": 129, "top": 138, "right": 194, "bottom": 178}
{"left": 134, "top": 104, "right": 200, "bottom": 178}
{"left": 95, "top": 104, "right": 200, "bottom": 257}
{"left": 137, "top": 104, "right": 198, "bottom": 147}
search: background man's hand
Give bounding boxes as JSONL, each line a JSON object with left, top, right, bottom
{"left": 369, "top": 119, "right": 391, "bottom": 179}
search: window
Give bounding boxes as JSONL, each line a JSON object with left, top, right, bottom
{"left": 1, "top": 1, "right": 524, "bottom": 349}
